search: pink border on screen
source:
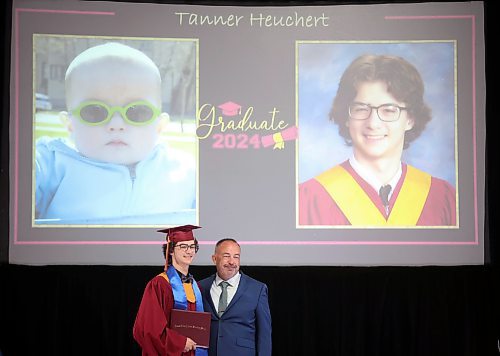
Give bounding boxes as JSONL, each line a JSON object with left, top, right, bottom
{"left": 13, "top": 10, "right": 479, "bottom": 246}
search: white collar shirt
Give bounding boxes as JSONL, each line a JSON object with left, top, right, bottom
{"left": 210, "top": 272, "right": 241, "bottom": 314}
{"left": 348, "top": 156, "right": 402, "bottom": 201}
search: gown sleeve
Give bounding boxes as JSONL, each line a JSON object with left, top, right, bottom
{"left": 133, "top": 276, "right": 188, "bottom": 356}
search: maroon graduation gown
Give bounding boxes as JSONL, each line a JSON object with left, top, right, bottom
{"left": 299, "top": 161, "right": 456, "bottom": 226}
{"left": 133, "top": 275, "right": 196, "bottom": 356}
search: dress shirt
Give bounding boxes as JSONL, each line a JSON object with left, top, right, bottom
{"left": 349, "top": 156, "right": 402, "bottom": 201}
{"left": 210, "top": 272, "right": 241, "bottom": 312}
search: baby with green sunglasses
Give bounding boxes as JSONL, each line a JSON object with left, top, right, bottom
{"left": 61, "top": 42, "right": 169, "bottom": 166}
{"left": 35, "top": 42, "right": 196, "bottom": 224}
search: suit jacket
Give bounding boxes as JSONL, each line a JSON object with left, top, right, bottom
{"left": 198, "top": 273, "right": 272, "bottom": 356}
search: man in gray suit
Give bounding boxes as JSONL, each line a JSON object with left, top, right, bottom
{"left": 199, "top": 238, "right": 272, "bottom": 356}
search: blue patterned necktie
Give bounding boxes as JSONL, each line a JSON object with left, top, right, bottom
{"left": 379, "top": 184, "right": 392, "bottom": 214}
{"left": 379, "top": 185, "right": 391, "bottom": 206}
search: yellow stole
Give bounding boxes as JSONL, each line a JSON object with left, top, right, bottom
{"left": 315, "top": 165, "right": 431, "bottom": 226}
{"left": 158, "top": 272, "right": 196, "bottom": 303}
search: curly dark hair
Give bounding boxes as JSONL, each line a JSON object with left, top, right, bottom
{"left": 329, "top": 54, "right": 432, "bottom": 149}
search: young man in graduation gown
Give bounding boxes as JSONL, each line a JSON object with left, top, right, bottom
{"left": 133, "top": 225, "right": 208, "bottom": 356}
{"left": 299, "top": 54, "right": 456, "bottom": 227}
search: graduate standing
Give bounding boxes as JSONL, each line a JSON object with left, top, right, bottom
{"left": 133, "top": 225, "right": 207, "bottom": 356}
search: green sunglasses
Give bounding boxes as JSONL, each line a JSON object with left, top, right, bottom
{"left": 71, "top": 100, "right": 161, "bottom": 126}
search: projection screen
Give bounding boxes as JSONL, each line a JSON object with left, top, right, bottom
{"left": 9, "top": 0, "right": 486, "bottom": 265}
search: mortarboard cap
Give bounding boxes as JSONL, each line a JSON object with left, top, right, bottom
{"left": 218, "top": 101, "right": 241, "bottom": 117}
{"left": 158, "top": 224, "right": 201, "bottom": 243}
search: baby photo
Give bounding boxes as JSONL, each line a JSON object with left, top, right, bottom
{"left": 33, "top": 35, "right": 198, "bottom": 226}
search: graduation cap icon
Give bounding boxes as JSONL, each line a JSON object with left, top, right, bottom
{"left": 218, "top": 101, "right": 242, "bottom": 117}
{"left": 158, "top": 224, "right": 201, "bottom": 242}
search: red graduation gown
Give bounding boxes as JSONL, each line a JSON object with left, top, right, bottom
{"left": 299, "top": 161, "right": 456, "bottom": 226}
{"left": 133, "top": 275, "right": 196, "bottom": 356}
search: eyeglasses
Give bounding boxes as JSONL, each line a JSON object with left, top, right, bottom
{"left": 348, "top": 102, "right": 408, "bottom": 122}
{"left": 71, "top": 100, "right": 160, "bottom": 126}
{"left": 175, "top": 243, "right": 199, "bottom": 253}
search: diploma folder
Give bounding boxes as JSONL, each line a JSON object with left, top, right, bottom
{"left": 170, "top": 309, "right": 211, "bottom": 348}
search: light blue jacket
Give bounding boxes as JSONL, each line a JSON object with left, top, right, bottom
{"left": 35, "top": 137, "right": 196, "bottom": 225}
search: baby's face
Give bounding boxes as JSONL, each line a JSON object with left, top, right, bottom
{"left": 66, "top": 58, "right": 165, "bottom": 165}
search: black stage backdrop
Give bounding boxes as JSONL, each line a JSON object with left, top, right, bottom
{"left": 0, "top": 264, "right": 499, "bottom": 356}
{"left": 1, "top": 0, "right": 500, "bottom": 355}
